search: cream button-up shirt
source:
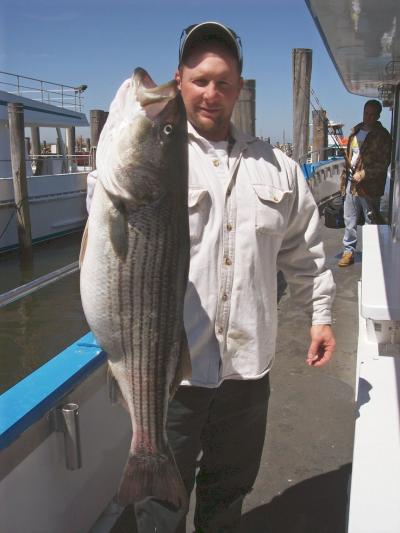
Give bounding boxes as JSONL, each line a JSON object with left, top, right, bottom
{"left": 183, "top": 122, "right": 335, "bottom": 387}
{"left": 86, "top": 121, "right": 335, "bottom": 389}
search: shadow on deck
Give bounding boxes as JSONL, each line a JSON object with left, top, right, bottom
{"left": 241, "top": 463, "right": 351, "bottom": 533}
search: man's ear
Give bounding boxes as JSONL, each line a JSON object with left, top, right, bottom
{"left": 175, "top": 70, "right": 182, "bottom": 91}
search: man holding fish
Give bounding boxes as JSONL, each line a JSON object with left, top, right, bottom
{"left": 82, "top": 20, "right": 335, "bottom": 533}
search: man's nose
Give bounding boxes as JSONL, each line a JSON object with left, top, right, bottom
{"left": 204, "top": 82, "right": 218, "bottom": 100}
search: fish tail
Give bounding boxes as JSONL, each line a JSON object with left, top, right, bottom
{"left": 117, "top": 449, "right": 188, "bottom": 509}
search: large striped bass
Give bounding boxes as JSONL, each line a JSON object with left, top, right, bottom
{"left": 80, "top": 68, "right": 190, "bottom": 509}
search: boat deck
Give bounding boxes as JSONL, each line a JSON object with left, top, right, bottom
{"left": 100, "top": 222, "right": 360, "bottom": 533}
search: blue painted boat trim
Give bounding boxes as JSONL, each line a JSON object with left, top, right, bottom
{"left": 301, "top": 156, "right": 344, "bottom": 180}
{"left": 0, "top": 332, "right": 106, "bottom": 450}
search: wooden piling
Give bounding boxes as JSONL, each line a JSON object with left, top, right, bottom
{"left": 312, "top": 109, "right": 328, "bottom": 162}
{"left": 232, "top": 79, "right": 256, "bottom": 136}
{"left": 90, "top": 110, "right": 108, "bottom": 170}
{"left": 8, "top": 103, "right": 32, "bottom": 255}
{"left": 90, "top": 110, "right": 108, "bottom": 147}
{"left": 292, "top": 48, "right": 312, "bottom": 163}
{"left": 24, "top": 137, "right": 31, "bottom": 158}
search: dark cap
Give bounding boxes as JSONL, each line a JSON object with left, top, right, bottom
{"left": 179, "top": 21, "right": 243, "bottom": 73}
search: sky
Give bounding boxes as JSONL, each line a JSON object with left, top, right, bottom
{"left": 1, "top": 0, "right": 393, "bottom": 145}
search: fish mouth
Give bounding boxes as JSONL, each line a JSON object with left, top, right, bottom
{"left": 133, "top": 67, "right": 178, "bottom": 114}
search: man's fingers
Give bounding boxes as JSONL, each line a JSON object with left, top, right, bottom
{"left": 306, "top": 345, "right": 334, "bottom": 367}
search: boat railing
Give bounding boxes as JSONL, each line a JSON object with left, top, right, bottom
{"left": 0, "top": 71, "right": 87, "bottom": 113}
{"left": 0, "top": 152, "right": 93, "bottom": 174}
{"left": 28, "top": 153, "right": 94, "bottom": 173}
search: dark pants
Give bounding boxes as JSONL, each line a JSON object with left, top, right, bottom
{"left": 133, "top": 373, "right": 271, "bottom": 533}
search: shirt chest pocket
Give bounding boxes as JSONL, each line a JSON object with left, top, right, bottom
{"left": 188, "top": 188, "right": 210, "bottom": 243}
{"left": 252, "top": 184, "right": 292, "bottom": 235}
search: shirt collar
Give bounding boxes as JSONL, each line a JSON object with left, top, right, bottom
{"left": 187, "top": 121, "right": 256, "bottom": 152}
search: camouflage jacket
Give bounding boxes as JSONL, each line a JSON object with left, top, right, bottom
{"left": 340, "top": 121, "right": 392, "bottom": 197}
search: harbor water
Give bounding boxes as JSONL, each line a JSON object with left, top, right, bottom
{"left": 0, "top": 231, "right": 88, "bottom": 394}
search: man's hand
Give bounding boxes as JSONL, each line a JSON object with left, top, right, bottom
{"left": 352, "top": 171, "right": 363, "bottom": 183}
{"left": 306, "top": 325, "right": 336, "bottom": 367}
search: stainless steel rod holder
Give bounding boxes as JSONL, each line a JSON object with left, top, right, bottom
{"left": 58, "top": 403, "right": 82, "bottom": 470}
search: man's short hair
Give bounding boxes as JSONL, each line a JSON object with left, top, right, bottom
{"left": 364, "top": 99, "right": 382, "bottom": 115}
{"left": 179, "top": 21, "right": 243, "bottom": 73}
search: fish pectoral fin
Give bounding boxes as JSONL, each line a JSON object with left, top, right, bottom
{"left": 108, "top": 204, "right": 128, "bottom": 260}
{"left": 79, "top": 221, "right": 89, "bottom": 268}
{"left": 169, "top": 330, "right": 192, "bottom": 397}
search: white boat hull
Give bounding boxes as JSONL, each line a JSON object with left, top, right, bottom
{"left": 0, "top": 364, "right": 131, "bottom": 533}
{"left": 0, "top": 172, "right": 88, "bottom": 252}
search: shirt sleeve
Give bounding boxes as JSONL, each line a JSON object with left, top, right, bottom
{"left": 277, "top": 161, "right": 336, "bottom": 324}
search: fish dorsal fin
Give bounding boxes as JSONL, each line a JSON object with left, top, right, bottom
{"left": 79, "top": 221, "right": 89, "bottom": 268}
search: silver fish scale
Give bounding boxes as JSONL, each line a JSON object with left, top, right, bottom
{"left": 113, "top": 200, "right": 187, "bottom": 455}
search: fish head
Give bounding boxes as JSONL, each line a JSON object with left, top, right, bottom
{"left": 96, "top": 68, "right": 187, "bottom": 207}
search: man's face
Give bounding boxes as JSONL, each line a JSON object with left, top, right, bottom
{"left": 175, "top": 43, "right": 243, "bottom": 142}
{"left": 363, "top": 104, "right": 380, "bottom": 129}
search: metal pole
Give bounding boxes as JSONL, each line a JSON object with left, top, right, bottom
{"left": 32, "top": 134, "right": 43, "bottom": 174}
{"left": 292, "top": 48, "right": 312, "bottom": 163}
{"left": 30, "top": 126, "right": 41, "bottom": 155}
{"left": 66, "top": 127, "right": 76, "bottom": 171}
{"left": 8, "top": 103, "right": 32, "bottom": 256}
{"left": 56, "top": 127, "right": 68, "bottom": 172}
{"left": 59, "top": 403, "right": 82, "bottom": 470}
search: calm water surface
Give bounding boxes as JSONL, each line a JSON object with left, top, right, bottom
{"left": 0, "top": 231, "right": 88, "bottom": 394}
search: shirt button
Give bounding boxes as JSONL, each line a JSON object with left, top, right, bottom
{"left": 226, "top": 223, "right": 232, "bottom": 231}
{"left": 222, "top": 293, "right": 228, "bottom": 301}
{"left": 213, "top": 159, "right": 220, "bottom": 167}
{"left": 217, "top": 326, "right": 224, "bottom": 334}
{"left": 227, "top": 188, "right": 232, "bottom": 196}
{"left": 224, "top": 257, "right": 232, "bottom": 266}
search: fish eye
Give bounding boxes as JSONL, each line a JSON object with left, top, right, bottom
{"left": 163, "top": 124, "right": 173, "bottom": 135}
